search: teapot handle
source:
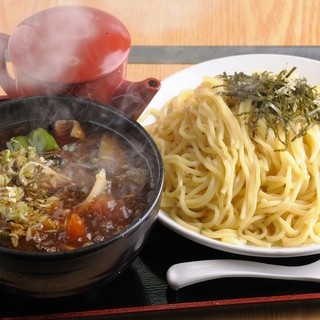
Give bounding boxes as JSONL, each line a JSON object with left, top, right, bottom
{"left": 0, "top": 33, "right": 17, "bottom": 99}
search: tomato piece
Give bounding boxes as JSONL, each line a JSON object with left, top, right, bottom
{"left": 65, "top": 213, "right": 86, "bottom": 243}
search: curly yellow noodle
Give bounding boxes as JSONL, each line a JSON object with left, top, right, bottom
{"left": 146, "top": 76, "right": 320, "bottom": 248}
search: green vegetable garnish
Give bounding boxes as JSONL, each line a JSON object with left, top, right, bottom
{"left": 7, "top": 135, "right": 30, "bottom": 151}
{"left": 218, "top": 67, "right": 320, "bottom": 149}
{"left": 28, "top": 128, "right": 59, "bottom": 153}
{"left": 0, "top": 146, "right": 61, "bottom": 247}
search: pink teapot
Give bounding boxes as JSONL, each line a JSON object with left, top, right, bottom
{"left": 0, "top": 5, "right": 160, "bottom": 119}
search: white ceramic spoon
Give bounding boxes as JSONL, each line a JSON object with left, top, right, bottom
{"left": 166, "top": 259, "right": 320, "bottom": 290}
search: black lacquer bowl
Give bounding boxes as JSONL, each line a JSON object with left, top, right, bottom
{"left": 0, "top": 95, "right": 163, "bottom": 298}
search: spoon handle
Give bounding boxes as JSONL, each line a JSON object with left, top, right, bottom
{"left": 166, "top": 259, "right": 320, "bottom": 290}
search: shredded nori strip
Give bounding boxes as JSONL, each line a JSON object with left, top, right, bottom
{"left": 216, "top": 67, "right": 320, "bottom": 149}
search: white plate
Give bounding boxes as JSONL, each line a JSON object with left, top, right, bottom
{"left": 140, "top": 54, "right": 320, "bottom": 258}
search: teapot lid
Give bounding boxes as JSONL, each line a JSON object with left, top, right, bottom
{"left": 8, "top": 5, "right": 131, "bottom": 83}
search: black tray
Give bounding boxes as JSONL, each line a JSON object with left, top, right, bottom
{"left": 2, "top": 221, "right": 320, "bottom": 319}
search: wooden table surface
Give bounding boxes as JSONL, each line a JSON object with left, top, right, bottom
{"left": 1, "top": 1, "right": 320, "bottom": 319}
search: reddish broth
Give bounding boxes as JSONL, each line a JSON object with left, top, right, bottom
{"left": 0, "top": 122, "right": 152, "bottom": 252}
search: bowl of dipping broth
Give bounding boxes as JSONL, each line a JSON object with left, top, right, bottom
{"left": 0, "top": 95, "right": 163, "bottom": 298}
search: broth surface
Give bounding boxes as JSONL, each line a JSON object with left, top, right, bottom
{"left": 0, "top": 121, "right": 152, "bottom": 252}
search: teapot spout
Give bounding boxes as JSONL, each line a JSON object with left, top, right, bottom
{"left": 110, "top": 77, "right": 161, "bottom": 120}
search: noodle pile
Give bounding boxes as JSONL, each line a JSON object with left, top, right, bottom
{"left": 145, "top": 75, "right": 320, "bottom": 247}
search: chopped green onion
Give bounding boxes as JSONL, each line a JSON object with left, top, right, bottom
{"left": 28, "top": 128, "right": 59, "bottom": 153}
{"left": 7, "top": 135, "right": 30, "bottom": 151}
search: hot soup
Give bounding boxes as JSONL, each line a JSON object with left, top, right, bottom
{"left": 0, "top": 120, "right": 152, "bottom": 252}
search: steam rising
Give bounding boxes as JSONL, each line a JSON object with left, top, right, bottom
{"left": 10, "top": 6, "right": 99, "bottom": 84}
{"left": 3, "top": 6, "right": 161, "bottom": 119}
